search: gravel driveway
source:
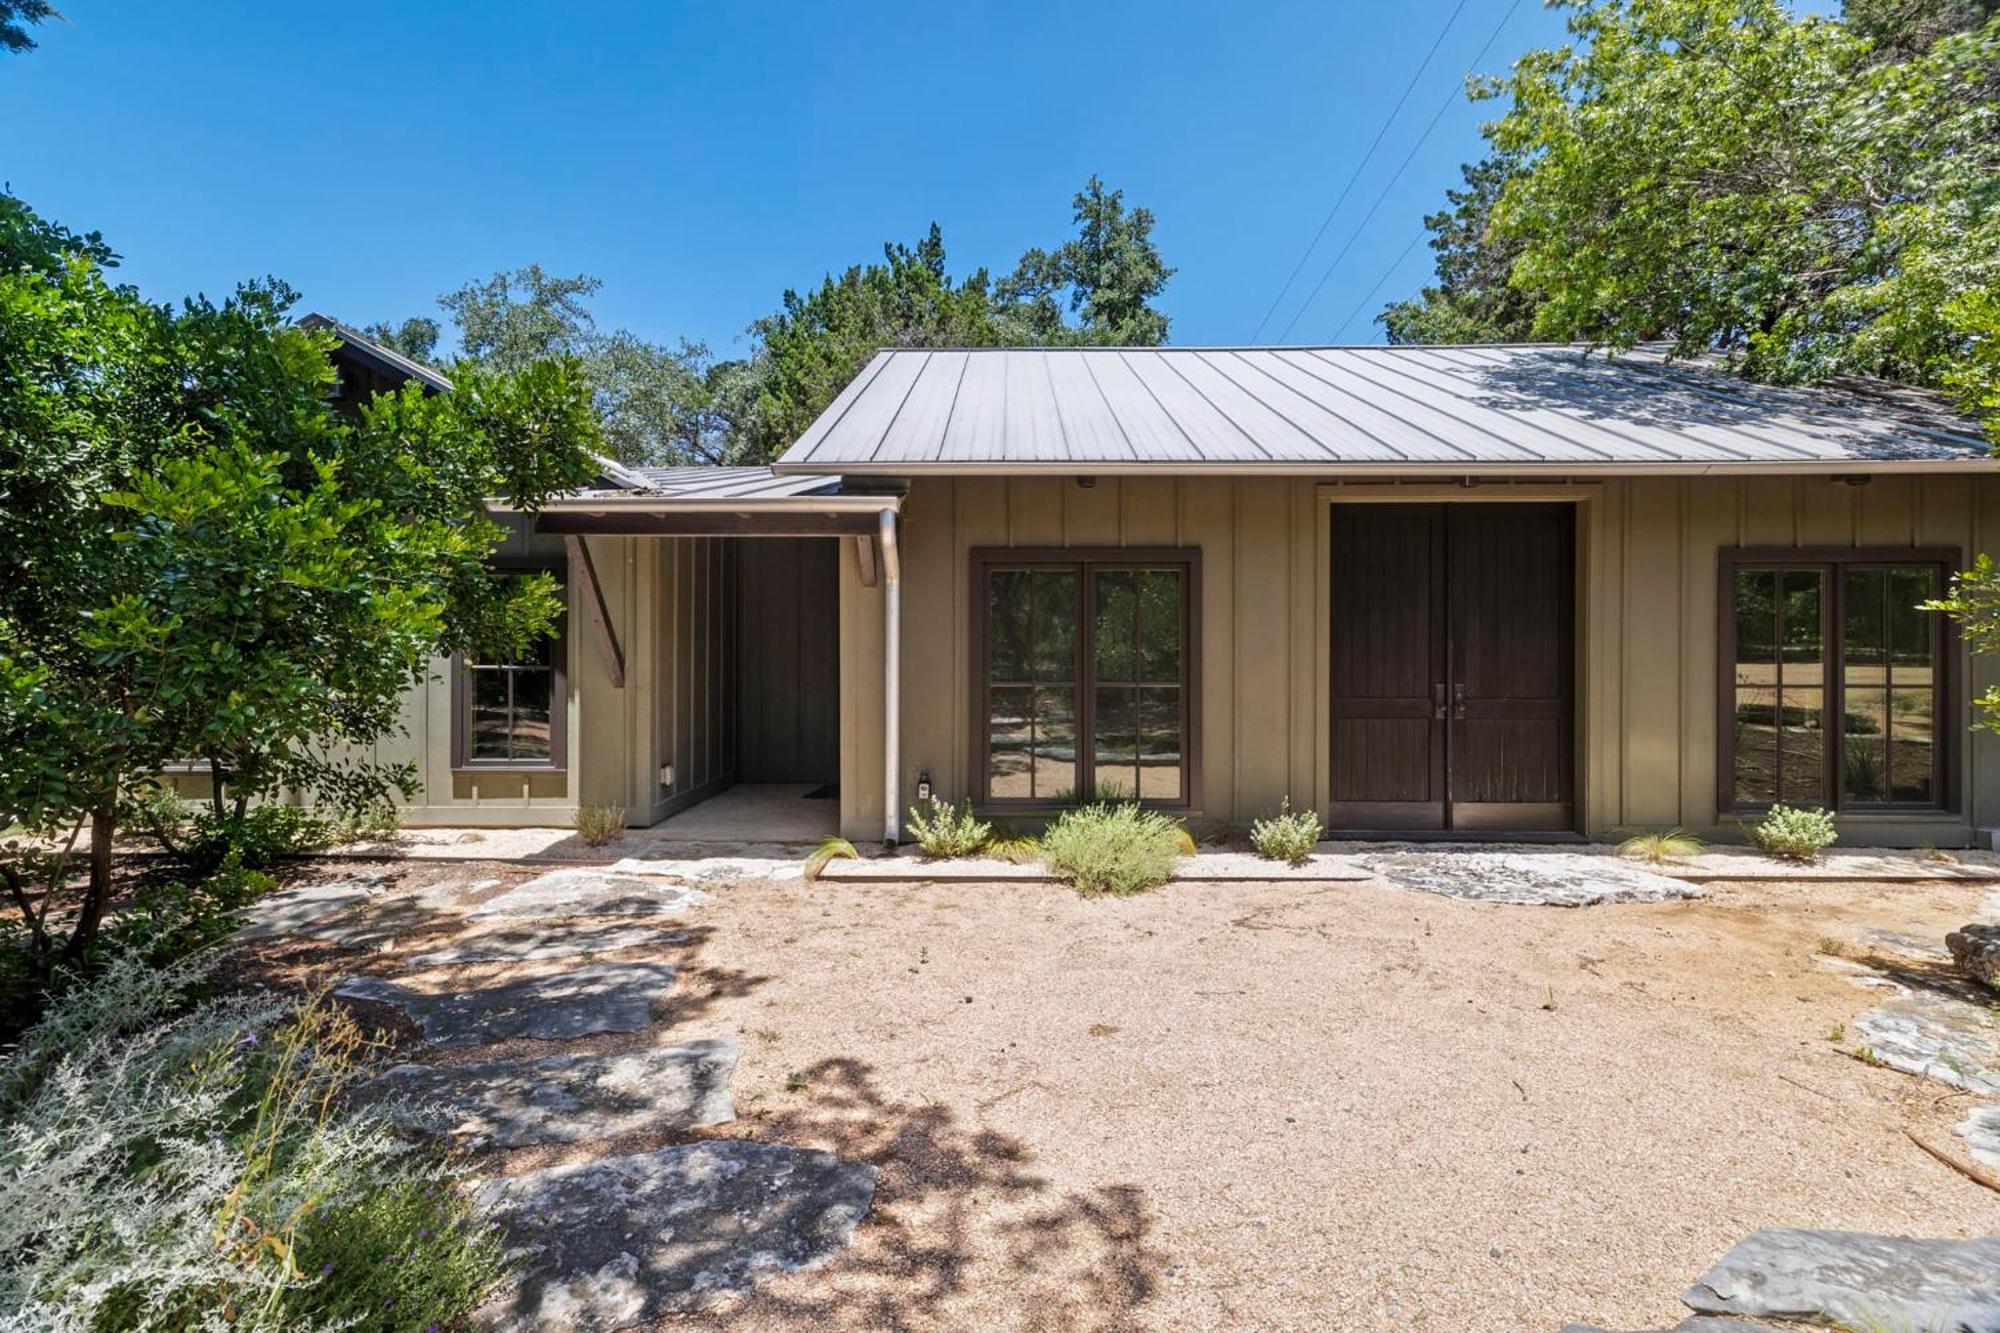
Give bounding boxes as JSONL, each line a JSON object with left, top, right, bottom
{"left": 253, "top": 861, "right": 1999, "bottom": 1332}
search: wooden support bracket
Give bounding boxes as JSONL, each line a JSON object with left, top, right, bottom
{"left": 854, "top": 533, "right": 881, "bottom": 588}
{"left": 565, "top": 535, "right": 625, "bottom": 688}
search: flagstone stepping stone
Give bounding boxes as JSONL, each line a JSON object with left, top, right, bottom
{"left": 469, "top": 868, "right": 714, "bottom": 921}
{"left": 1958, "top": 1103, "right": 2000, "bottom": 1171}
{"left": 1681, "top": 1228, "right": 2000, "bottom": 1330}
{"left": 405, "top": 921, "right": 683, "bottom": 967}
{"left": 476, "top": 1141, "right": 878, "bottom": 1329}
{"left": 1851, "top": 987, "right": 2000, "bottom": 1094}
{"left": 334, "top": 962, "right": 677, "bottom": 1046}
{"left": 610, "top": 854, "right": 805, "bottom": 884}
{"left": 1948, "top": 922, "right": 2000, "bottom": 993}
{"left": 371, "top": 1039, "right": 737, "bottom": 1146}
{"left": 1361, "top": 852, "right": 1701, "bottom": 907}
{"left": 234, "top": 877, "right": 387, "bottom": 942}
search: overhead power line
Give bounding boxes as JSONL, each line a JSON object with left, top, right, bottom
{"left": 1270, "top": 0, "right": 1528, "bottom": 346}
{"left": 1328, "top": 231, "right": 1427, "bottom": 342}
{"left": 1245, "top": 0, "right": 1472, "bottom": 345}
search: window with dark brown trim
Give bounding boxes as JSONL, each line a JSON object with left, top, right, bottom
{"left": 972, "top": 548, "right": 1200, "bottom": 810}
{"left": 1719, "top": 548, "right": 1957, "bottom": 814}
{"left": 452, "top": 573, "right": 569, "bottom": 771}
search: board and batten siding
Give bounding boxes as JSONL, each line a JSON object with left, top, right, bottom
{"left": 378, "top": 525, "right": 735, "bottom": 828}
{"left": 835, "top": 474, "right": 2000, "bottom": 845}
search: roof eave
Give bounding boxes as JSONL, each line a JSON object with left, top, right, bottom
{"left": 770, "top": 458, "right": 2000, "bottom": 478}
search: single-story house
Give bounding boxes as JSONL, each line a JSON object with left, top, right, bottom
{"left": 323, "top": 321, "right": 2000, "bottom": 847}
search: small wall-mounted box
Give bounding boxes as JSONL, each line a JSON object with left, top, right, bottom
{"left": 658, "top": 765, "right": 674, "bottom": 790}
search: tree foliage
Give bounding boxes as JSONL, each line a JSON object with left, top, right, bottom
{"left": 1382, "top": 0, "right": 2000, "bottom": 448}
{"left": 0, "top": 0, "right": 57, "bottom": 54}
{"left": 371, "top": 176, "right": 1175, "bottom": 467}
{"left": 0, "top": 195, "right": 600, "bottom": 962}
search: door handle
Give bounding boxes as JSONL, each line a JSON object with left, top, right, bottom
{"left": 1433, "top": 683, "right": 1447, "bottom": 720}
{"left": 1452, "top": 682, "right": 1467, "bottom": 720}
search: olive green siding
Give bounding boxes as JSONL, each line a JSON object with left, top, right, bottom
{"left": 834, "top": 474, "right": 2000, "bottom": 846}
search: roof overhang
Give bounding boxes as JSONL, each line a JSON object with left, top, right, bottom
{"left": 772, "top": 458, "right": 2000, "bottom": 479}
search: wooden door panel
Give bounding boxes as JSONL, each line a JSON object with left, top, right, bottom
{"left": 1446, "top": 505, "right": 1573, "bottom": 831}
{"left": 1329, "top": 506, "right": 1445, "bottom": 829}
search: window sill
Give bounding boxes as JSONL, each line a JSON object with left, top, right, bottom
{"left": 453, "top": 764, "right": 567, "bottom": 776}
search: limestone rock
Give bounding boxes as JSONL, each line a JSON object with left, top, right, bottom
{"left": 1947, "top": 922, "right": 2000, "bottom": 993}
{"left": 405, "top": 921, "right": 681, "bottom": 967}
{"left": 1958, "top": 1103, "right": 2000, "bottom": 1172}
{"left": 476, "top": 1141, "right": 877, "bottom": 1329}
{"left": 469, "top": 869, "right": 714, "bottom": 921}
{"left": 1681, "top": 1228, "right": 2000, "bottom": 1330}
{"left": 234, "top": 878, "right": 386, "bottom": 942}
{"left": 1851, "top": 989, "right": 2000, "bottom": 1094}
{"left": 371, "top": 1040, "right": 737, "bottom": 1146}
{"left": 1362, "top": 851, "right": 1701, "bottom": 907}
{"left": 334, "top": 961, "right": 676, "bottom": 1046}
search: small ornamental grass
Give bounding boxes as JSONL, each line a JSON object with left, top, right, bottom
{"left": 574, "top": 803, "right": 627, "bottom": 847}
{"left": 905, "top": 798, "right": 992, "bottom": 859}
{"left": 0, "top": 953, "right": 508, "bottom": 1332}
{"left": 804, "top": 836, "right": 860, "bottom": 881}
{"left": 1038, "top": 802, "right": 1189, "bottom": 897}
{"left": 1617, "top": 827, "right": 1705, "bottom": 865}
{"left": 1249, "top": 797, "right": 1322, "bottom": 865}
{"left": 1751, "top": 803, "right": 1839, "bottom": 862}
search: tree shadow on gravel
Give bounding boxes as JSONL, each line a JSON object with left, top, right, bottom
{"left": 731, "top": 1056, "right": 1170, "bottom": 1332}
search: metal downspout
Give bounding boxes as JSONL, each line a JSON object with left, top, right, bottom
{"left": 878, "top": 507, "right": 902, "bottom": 845}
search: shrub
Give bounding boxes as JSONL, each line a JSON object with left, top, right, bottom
{"left": 1751, "top": 803, "right": 1839, "bottom": 861}
{"left": 905, "top": 798, "right": 992, "bottom": 859}
{"left": 574, "top": 803, "right": 627, "bottom": 847}
{"left": 1617, "top": 827, "right": 1705, "bottom": 865}
{"left": 129, "top": 789, "right": 343, "bottom": 872}
{"left": 1039, "top": 802, "right": 1188, "bottom": 896}
{"left": 1249, "top": 797, "right": 1322, "bottom": 864}
{"left": 0, "top": 957, "right": 508, "bottom": 1331}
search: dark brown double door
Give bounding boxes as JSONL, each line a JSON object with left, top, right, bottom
{"left": 1329, "top": 504, "right": 1575, "bottom": 833}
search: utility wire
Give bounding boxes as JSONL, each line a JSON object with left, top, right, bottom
{"left": 1328, "top": 231, "right": 1427, "bottom": 343}
{"left": 1245, "top": 0, "right": 1472, "bottom": 344}
{"left": 1271, "top": 0, "right": 1528, "bottom": 345}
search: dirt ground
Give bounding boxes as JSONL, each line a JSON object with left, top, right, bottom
{"left": 249, "top": 861, "right": 2000, "bottom": 1333}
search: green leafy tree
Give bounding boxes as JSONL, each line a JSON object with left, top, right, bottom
{"left": 359, "top": 315, "right": 441, "bottom": 365}
{"left": 997, "top": 176, "right": 1175, "bottom": 346}
{"left": 0, "top": 197, "right": 599, "bottom": 964}
{"left": 1381, "top": 154, "right": 1544, "bottom": 345}
{"left": 1846, "top": 0, "right": 1998, "bottom": 60}
{"left": 742, "top": 224, "right": 1004, "bottom": 459}
{"left": 0, "top": 0, "right": 57, "bottom": 54}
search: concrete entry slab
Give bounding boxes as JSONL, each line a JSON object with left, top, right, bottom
{"left": 654, "top": 783, "right": 837, "bottom": 843}
{"left": 334, "top": 962, "right": 677, "bottom": 1047}
{"left": 476, "top": 1140, "right": 877, "bottom": 1329}
{"left": 371, "top": 1039, "right": 737, "bottom": 1147}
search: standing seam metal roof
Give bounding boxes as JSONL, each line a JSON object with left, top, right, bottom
{"left": 772, "top": 345, "right": 1995, "bottom": 473}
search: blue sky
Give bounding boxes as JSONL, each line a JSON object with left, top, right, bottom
{"left": 4, "top": 1, "right": 1583, "bottom": 352}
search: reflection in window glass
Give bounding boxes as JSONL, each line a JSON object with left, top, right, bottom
{"left": 983, "top": 561, "right": 1188, "bottom": 806}
{"left": 984, "top": 570, "right": 1078, "bottom": 800}
{"left": 466, "top": 632, "right": 556, "bottom": 763}
{"left": 1778, "top": 571, "right": 1824, "bottom": 802}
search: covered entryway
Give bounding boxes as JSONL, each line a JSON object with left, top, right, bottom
{"left": 1328, "top": 503, "right": 1575, "bottom": 834}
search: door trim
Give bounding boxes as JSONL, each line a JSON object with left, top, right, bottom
{"left": 1315, "top": 488, "right": 1592, "bottom": 838}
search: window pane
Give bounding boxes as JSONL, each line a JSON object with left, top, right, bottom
{"left": 510, "top": 667, "right": 553, "bottom": 761}
{"left": 988, "top": 572, "right": 1032, "bottom": 682}
{"left": 1890, "top": 568, "right": 1936, "bottom": 673}
{"left": 1032, "top": 572, "right": 1077, "bottom": 681}
{"left": 1033, "top": 687, "right": 1078, "bottom": 800}
{"left": 1890, "top": 686, "right": 1935, "bottom": 803}
{"left": 1732, "top": 570, "right": 1779, "bottom": 804}
{"left": 1094, "top": 572, "right": 1137, "bottom": 682}
{"left": 1137, "top": 688, "right": 1183, "bottom": 801}
{"left": 1137, "top": 571, "right": 1182, "bottom": 683}
{"left": 1093, "top": 687, "right": 1139, "bottom": 799}
{"left": 1842, "top": 684, "right": 1887, "bottom": 803}
{"left": 1843, "top": 569, "right": 1886, "bottom": 671}
{"left": 1777, "top": 571, "right": 1825, "bottom": 803}
{"left": 988, "top": 686, "right": 1034, "bottom": 798}
{"left": 470, "top": 667, "right": 511, "bottom": 760}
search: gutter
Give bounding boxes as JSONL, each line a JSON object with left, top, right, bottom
{"left": 493, "top": 493, "right": 905, "bottom": 515}
{"left": 878, "top": 507, "right": 902, "bottom": 846}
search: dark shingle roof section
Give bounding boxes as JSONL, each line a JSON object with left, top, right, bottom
{"left": 773, "top": 345, "right": 1996, "bottom": 473}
